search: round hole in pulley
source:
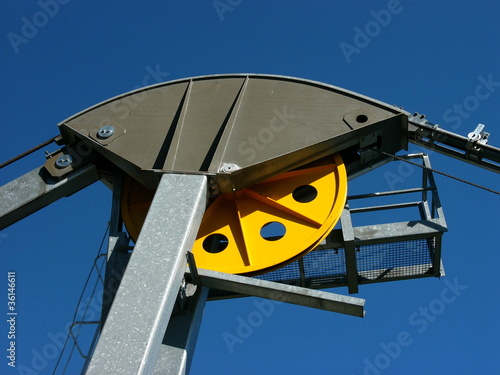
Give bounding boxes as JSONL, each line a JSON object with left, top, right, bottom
{"left": 203, "top": 233, "right": 229, "bottom": 253}
{"left": 292, "top": 185, "right": 318, "bottom": 203}
{"left": 260, "top": 222, "right": 286, "bottom": 241}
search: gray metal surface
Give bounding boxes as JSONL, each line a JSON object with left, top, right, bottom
{"left": 340, "top": 206, "right": 358, "bottom": 294}
{"left": 189, "top": 268, "right": 365, "bottom": 317}
{"left": 0, "top": 163, "right": 99, "bottom": 230}
{"left": 153, "top": 286, "right": 208, "bottom": 375}
{"left": 58, "top": 74, "right": 409, "bottom": 191}
{"left": 86, "top": 174, "right": 207, "bottom": 375}
{"left": 408, "top": 119, "right": 500, "bottom": 173}
{"left": 336, "top": 220, "right": 445, "bottom": 245}
{"left": 421, "top": 155, "right": 445, "bottom": 274}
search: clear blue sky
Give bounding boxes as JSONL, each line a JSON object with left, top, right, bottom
{"left": 1, "top": 1, "right": 499, "bottom": 374}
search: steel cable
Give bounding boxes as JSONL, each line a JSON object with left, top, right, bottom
{"left": 378, "top": 150, "right": 500, "bottom": 196}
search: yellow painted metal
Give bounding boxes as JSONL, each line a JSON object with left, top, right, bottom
{"left": 121, "top": 153, "right": 347, "bottom": 275}
{"left": 194, "top": 154, "right": 347, "bottom": 274}
{"left": 121, "top": 177, "right": 155, "bottom": 243}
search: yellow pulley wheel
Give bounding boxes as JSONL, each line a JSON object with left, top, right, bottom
{"left": 121, "top": 154, "right": 347, "bottom": 275}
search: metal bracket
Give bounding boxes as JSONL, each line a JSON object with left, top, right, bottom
{"left": 408, "top": 112, "right": 428, "bottom": 125}
{"left": 408, "top": 118, "right": 500, "bottom": 173}
{"left": 467, "top": 123, "right": 490, "bottom": 145}
{"left": 186, "top": 267, "right": 365, "bottom": 318}
{"left": 185, "top": 229, "right": 365, "bottom": 315}
{"left": 466, "top": 124, "right": 490, "bottom": 162}
{"left": 359, "top": 147, "right": 379, "bottom": 165}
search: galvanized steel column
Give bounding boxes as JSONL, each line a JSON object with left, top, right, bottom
{"left": 86, "top": 174, "right": 207, "bottom": 375}
{"left": 153, "top": 286, "right": 209, "bottom": 375}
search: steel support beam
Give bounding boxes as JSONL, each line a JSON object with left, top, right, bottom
{"left": 86, "top": 174, "right": 207, "bottom": 375}
{"left": 0, "top": 164, "right": 99, "bottom": 230}
{"left": 340, "top": 205, "right": 359, "bottom": 294}
{"left": 422, "top": 155, "right": 446, "bottom": 277}
{"left": 408, "top": 121, "right": 500, "bottom": 173}
{"left": 188, "top": 268, "right": 365, "bottom": 317}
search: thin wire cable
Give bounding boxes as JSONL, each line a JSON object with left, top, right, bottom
{"left": 52, "top": 223, "right": 110, "bottom": 375}
{"left": 0, "top": 136, "right": 59, "bottom": 169}
{"left": 378, "top": 150, "right": 500, "bottom": 195}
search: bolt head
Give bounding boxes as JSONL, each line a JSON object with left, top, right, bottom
{"left": 468, "top": 132, "right": 481, "bottom": 142}
{"left": 55, "top": 154, "right": 73, "bottom": 168}
{"left": 221, "top": 163, "right": 239, "bottom": 173}
{"left": 97, "top": 125, "right": 115, "bottom": 139}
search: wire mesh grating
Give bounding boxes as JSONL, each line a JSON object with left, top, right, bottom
{"left": 208, "top": 237, "right": 437, "bottom": 299}
{"left": 356, "top": 238, "right": 435, "bottom": 281}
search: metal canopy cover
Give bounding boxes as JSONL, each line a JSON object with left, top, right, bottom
{"left": 58, "top": 74, "right": 408, "bottom": 191}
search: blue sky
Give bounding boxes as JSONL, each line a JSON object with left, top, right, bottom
{"left": 1, "top": 1, "right": 499, "bottom": 374}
